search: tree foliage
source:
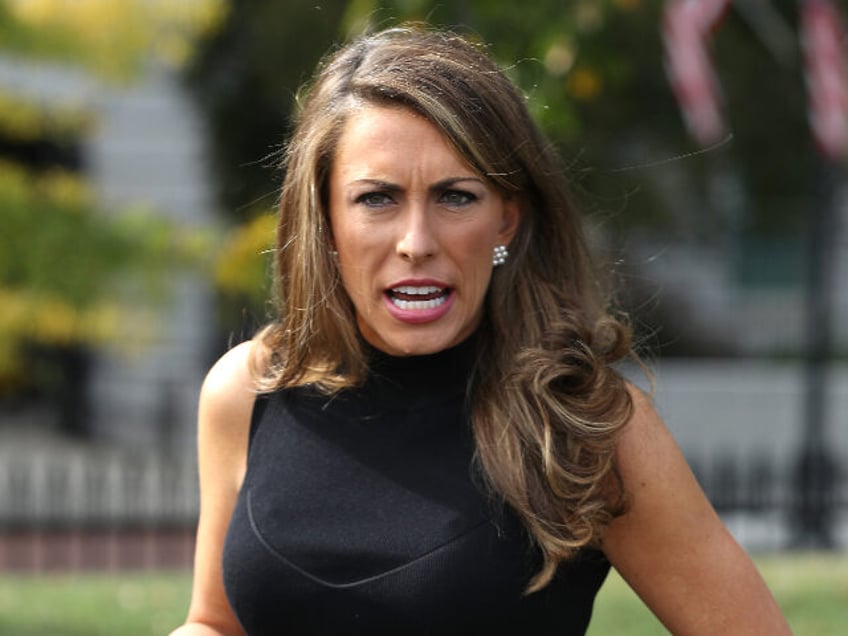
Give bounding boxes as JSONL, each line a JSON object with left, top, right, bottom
{"left": 191, "top": 0, "right": 817, "bottom": 229}
{"left": 0, "top": 0, "right": 225, "bottom": 392}
{"left": 0, "top": 0, "right": 226, "bottom": 79}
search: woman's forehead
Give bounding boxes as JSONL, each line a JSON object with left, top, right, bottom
{"left": 335, "top": 115, "right": 495, "bottom": 200}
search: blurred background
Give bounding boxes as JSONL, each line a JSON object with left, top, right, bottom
{"left": 0, "top": 0, "right": 846, "bottom": 633}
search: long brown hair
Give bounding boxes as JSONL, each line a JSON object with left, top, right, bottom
{"left": 256, "top": 25, "right": 634, "bottom": 592}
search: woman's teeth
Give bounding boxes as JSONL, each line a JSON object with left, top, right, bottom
{"left": 392, "top": 285, "right": 442, "bottom": 296}
{"left": 389, "top": 286, "right": 448, "bottom": 310}
{"left": 392, "top": 296, "right": 447, "bottom": 310}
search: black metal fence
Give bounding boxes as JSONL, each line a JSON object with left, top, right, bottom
{"left": 0, "top": 447, "right": 197, "bottom": 530}
{"left": 689, "top": 449, "right": 846, "bottom": 549}
{"left": 0, "top": 445, "right": 198, "bottom": 570}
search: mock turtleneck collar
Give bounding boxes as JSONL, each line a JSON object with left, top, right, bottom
{"left": 362, "top": 333, "right": 480, "bottom": 404}
{"left": 291, "top": 333, "right": 480, "bottom": 418}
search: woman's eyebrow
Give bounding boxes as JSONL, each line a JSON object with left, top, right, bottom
{"left": 431, "top": 177, "right": 485, "bottom": 189}
{"left": 348, "top": 178, "right": 401, "bottom": 190}
{"left": 348, "top": 177, "right": 483, "bottom": 189}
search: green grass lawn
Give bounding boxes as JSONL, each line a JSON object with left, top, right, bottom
{"left": 0, "top": 552, "right": 845, "bottom": 635}
{"left": 0, "top": 570, "right": 192, "bottom": 636}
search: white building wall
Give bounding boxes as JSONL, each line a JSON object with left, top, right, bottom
{"left": 0, "top": 55, "right": 219, "bottom": 449}
{"left": 86, "top": 64, "right": 219, "bottom": 449}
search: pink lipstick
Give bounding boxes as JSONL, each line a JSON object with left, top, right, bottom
{"left": 384, "top": 281, "right": 454, "bottom": 324}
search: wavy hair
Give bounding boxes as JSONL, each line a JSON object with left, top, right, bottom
{"left": 255, "top": 25, "right": 635, "bottom": 592}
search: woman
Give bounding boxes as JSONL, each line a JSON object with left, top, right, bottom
{"left": 172, "top": 25, "right": 790, "bottom": 635}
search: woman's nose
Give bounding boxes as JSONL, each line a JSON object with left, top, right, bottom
{"left": 396, "top": 204, "right": 437, "bottom": 262}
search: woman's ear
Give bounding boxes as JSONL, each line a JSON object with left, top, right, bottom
{"left": 497, "top": 197, "right": 522, "bottom": 245}
{"left": 325, "top": 219, "right": 336, "bottom": 252}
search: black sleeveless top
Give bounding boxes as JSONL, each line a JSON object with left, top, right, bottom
{"left": 222, "top": 337, "right": 610, "bottom": 635}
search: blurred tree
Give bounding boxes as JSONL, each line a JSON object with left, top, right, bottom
{"left": 188, "top": 1, "right": 692, "bottom": 227}
{"left": 186, "top": 0, "right": 351, "bottom": 327}
{"left": 0, "top": 0, "right": 226, "bottom": 431}
{"left": 0, "top": 0, "right": 226, "bottom": 79}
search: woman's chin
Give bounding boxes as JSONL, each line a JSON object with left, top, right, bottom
{"left": 361, "top": 327, "right": 468, "bottom": 358}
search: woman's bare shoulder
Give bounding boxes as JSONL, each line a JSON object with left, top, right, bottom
{"left": 611, "top": 382, "right": 682, "bottom": 489}
{"left": 199, "top": 339, "right": 268, "bottom": 437}
{"left": 203, "top": 340, "right": 253, "bottom": 396}
{"left": 197, "top": 338, "right": 271, "bottom": 494}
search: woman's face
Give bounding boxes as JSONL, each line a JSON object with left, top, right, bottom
{"left": 328, "top": 105, "right": 520, "bottom": 356}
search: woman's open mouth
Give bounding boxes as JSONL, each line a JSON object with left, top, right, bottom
{"left": 386, "top": 285, "right": 451, "bottom": 310}
{"left": 383, "top": 285, "right": 455, "bottom": 323}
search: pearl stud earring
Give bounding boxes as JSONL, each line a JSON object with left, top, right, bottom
{"left": 492, "top": 244, "right": 508, "bottom": 267}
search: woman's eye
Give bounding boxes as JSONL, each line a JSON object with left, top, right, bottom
{"left": 440, "top": 190, "right": 477, "bottom": 206}
{"left": 355, "top": 192, "right": 394, "bottom": 207}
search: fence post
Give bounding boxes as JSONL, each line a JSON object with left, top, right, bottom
{"left": 791, "top": 153, "right": 840, "bottom": 548}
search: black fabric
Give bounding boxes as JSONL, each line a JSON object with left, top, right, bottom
{"left": 222, "top": 337, "right": 610, "bottom": 635}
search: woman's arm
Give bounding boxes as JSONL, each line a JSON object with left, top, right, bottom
{"left": 601, "top": 387, "right": 791, "bottom": 635}
{"left": 169, "top": 341, "right": 257, "bottom": 636}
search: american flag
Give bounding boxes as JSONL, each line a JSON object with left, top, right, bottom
{"left": 801, "top": 0, "right": 848, "bottom": 159}
{"left": 662, "top": 0, "right": 732, "bottom": 146}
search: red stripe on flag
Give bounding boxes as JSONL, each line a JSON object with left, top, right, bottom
{"left": 802, "top": 0, "right": 848, "bottom": 158}
{"left": 662, "top": 0, "right": 732, "bottom": 145}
